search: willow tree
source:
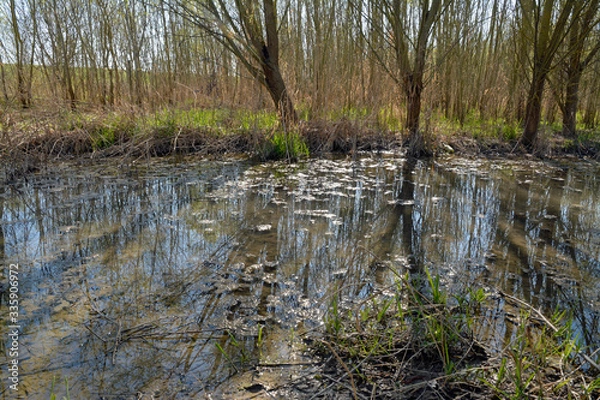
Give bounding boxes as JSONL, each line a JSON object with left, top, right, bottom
{"left": 357, "top": 0, "right": 447, "bottom": 157}
{"left": 558, "top": 0, "right": 600, "bottom": 137}
{"left": 8, "top": 0, "right": 33, "bottom": 108}
{"left": 172, "top": 0, "right": 298, "bottom": 127}
{"left": 517, "top": 0, "right": 585, "bottom": 150}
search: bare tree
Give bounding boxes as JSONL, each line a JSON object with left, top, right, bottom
{"left": 356, "top": 0, "right": 448, "bottom": 157}
{"left": 171, "top": 0, "right": 298, "bottom": 126}
{"left": 558, "top": 0, "right": 600, "bottom": 137}
{"left": 517, "top": 0, "right": 585, "bottom": 150}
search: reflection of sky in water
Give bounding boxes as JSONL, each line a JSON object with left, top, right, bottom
{"left": 0, "top": 156, "right": 599, "bottom": 398}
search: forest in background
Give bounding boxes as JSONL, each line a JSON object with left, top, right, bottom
{"left": 1, "top": 0, "right": 600, "bottom": 157}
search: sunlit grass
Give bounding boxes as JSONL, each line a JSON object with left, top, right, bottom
{"left": 320, "top": 267, "right": 600, "bottom": 399}
{"left": 145, "top": 107, "right": 278, "bottom": 133}
{"left": 2, "top": 104, "right": 598, "bottom": 160}
{"left": 257, "top": 130, "right": 309, "bottom": 161}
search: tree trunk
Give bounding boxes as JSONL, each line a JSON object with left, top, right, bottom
{"left": 406, "top": 74, "right": 422, "bottom": 135}
{"left": 522, "top": 68, "right": 547, "bottom": 150}
{"left": 262, "top": 57, "right": 298, "bottom": 128}
{"left": 0, "top": 57, "right": 8, "bottom": 101}
{"left": 10, "top": 0, "right": 30, "bottom": 108}
{"left": 404, "top": 40, "right": 429, "bottom": 158}
{"left": 562, "top": 67, "right": 582, "bottom": 137}
{"left": 560, "top": 0, "right": 600, "bottom": 137}
{"left": 260, "top": 0, "right": 297, "bottom": 127}
{"left": 64, "top": 62, "right": 77, "bottom": 110}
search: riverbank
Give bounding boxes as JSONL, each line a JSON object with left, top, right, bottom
{"left": 304, "top": 273, "right": 600, "bottom": 400}
{"left": 2, "top": 107, "right": 599, "bottom": 181}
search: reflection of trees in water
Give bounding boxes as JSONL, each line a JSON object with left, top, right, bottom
{"left": 494, "top": 168, "right": 599, "bottom": 348}
{"left": 3, "top": 158, "right": 600, "bottom": 396}
{"left": 408, "top": 161, "right": 600, "bottom": 350}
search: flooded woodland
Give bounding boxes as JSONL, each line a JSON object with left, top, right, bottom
{"left": 2, "top": 0, "right": 600, "bottom": 397}
{"left": 0, "top": 153, "right": 599, "bottom": 399}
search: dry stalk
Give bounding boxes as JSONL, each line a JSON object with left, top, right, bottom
{"left": 499, "top": 290, "right": 600, "bottom": 372}
{"left": 320, "top": 339, "right": 360, "bottom": 400}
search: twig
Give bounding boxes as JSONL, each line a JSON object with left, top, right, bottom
{"left": 112, "top": 319, "right": 122, "bottom": 365}
{"left": 499, "top": 290, "right": 600, "bottom": 372}
{"left": 83, "top": 323, "right": 107, "bottom": 343}
{"left": 320, "top": 339, "right": 360, "bottom": 400}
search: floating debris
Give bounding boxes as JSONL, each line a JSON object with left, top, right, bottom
{"left": 255, "top": 224, "right": 272, "bottom": 232}
{"left": 388, "top": 199, "right": 415, "bottom": 206}
{"left": 332, "top": 268, "right": 348, "bottom": 278}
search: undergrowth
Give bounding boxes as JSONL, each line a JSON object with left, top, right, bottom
{"left": 258, "top": 130, "right": 309, "bottom": 161}
{"left": 1, "top": 105, "right": 599, "bottom": 182}
{"left": 318, "top": 267, "right": 600, "bottom": 399}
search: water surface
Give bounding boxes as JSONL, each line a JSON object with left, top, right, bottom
{"left": 1, "top": 155, "right": 599, "bottom": 398}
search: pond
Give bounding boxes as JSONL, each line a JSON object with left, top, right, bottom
{"left": 1, "top": 154, "right": 599, "bottom": 398}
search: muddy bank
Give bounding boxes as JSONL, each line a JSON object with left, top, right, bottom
{"left": 2, "top": 114, "right": 599, "bottom": 184}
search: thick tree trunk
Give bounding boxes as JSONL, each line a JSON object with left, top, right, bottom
{"left": 521, "top": 69, "right": 547, "bottom": 150}
{"left": 405, "top": 72, "right": 429, "bottom": 157}
{"left": 262, "top": 58, "right": 298, "bottom": 128}
{"left": 562, "top": 68, "right": 582, "bottom": 137}
{"left": 260, "top": 0, "right": 297, "bottom": 128}
{"left": 406, "top": 74, "right": 422, "bottom": 136}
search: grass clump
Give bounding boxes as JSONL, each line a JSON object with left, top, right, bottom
{"left": 319, "top": 268, "right": 489, "bottom": 398}
{"left": 316, "top": 268, "right": 600, "bottom": 400}
{"left": 258, "top": 130, "right": 309, "bottom": 161}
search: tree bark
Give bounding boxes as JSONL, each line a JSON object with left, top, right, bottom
{"left": 262, "top": 57, "right": 298, "bottom": 127}
{"left": 406, "top": 77, "right": 422, "bottom": 136}
{"left": 562, "top": 68, "right": 581, "bottom": 137}
{"left": 260, "top": 0, "right": 298, "bottom": 126}
{"left": 522, "top": 68, "right": 547, "bottom": 150}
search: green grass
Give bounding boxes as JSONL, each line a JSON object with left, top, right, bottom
{"left": 323, "top": 267, "right": 485, "bottom": 370}
{"left": 3, "top": 104, "right": 599, "bottom": 160}
{"left": 144, "top": 107, "right": 279, "bottom": 133}
{"left": 269, "top": 130, "right": 309, "bottom": 160}
{"left": 319, "top": 267, "right": 600, "bottom": 399}
{"left": 255, "top": 129, "right": 309, "bottom": 161}
{"left": 49, "top": 376, "right": 70, "bottom": 400}
{"left": 327, "top": 105, "right": 371, "bottom": 121}
{"left": 215, "top": 326, "right": 270, "bottom": 373}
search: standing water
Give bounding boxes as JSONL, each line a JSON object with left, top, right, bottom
{"left": 1, "top": 154, "right": 599, "bottom": 398}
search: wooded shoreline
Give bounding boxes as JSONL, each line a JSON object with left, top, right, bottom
{"left": 2, "top": 106, "right": 598, "bottom": 183}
